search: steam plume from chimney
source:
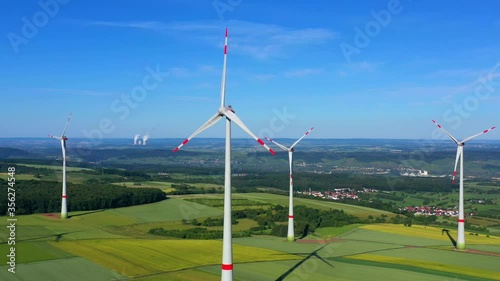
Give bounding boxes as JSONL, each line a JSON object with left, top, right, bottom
{"left": 133, "top": 134, "right": 140, "bottom": 145}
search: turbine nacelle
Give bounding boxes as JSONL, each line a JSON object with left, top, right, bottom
{"left": 218, "top": 105, "right": 235, "bottom": 115}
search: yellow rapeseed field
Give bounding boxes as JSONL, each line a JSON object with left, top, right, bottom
{"left": 361, "top": 224, "right": 500, "bottom": 245}
{"left": 51, "top": 239, "right": 300, "bottom": 277}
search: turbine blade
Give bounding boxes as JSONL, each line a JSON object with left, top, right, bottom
{"left": 173, "top": 112, "right": 223, "bottom": 152}
{"left": 264, "top": 137, "right": 288, "bottom": 151}
{"left": 220, "top": 28, "right": 228, "bottom": 108}
{"left": 61, "top": 113, "right": 72, "bottom": 137}
{"left": 224, "top": 110, "right": 276, "bottom": 156}
{"left": 49, "top": 134, "right": 62, "bottom": 141}
{"left": 290, "top": 127, "right": 314, "bottom": 149}
{"left": 432, "top": 120, "right": 459, "bottom": 144}
{"left": 452, "top": 148, "right": 460, "bottom": 184}
{"left": 461, "top": 126, "right": 496, "bottom": 143}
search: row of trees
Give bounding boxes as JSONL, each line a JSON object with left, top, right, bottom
{"left": 0, "top": 179, "right": 166, "bottom": 215}
{"left": 148, "top": 227, "right": 251, "bottom": 239}
{"left": 232, "top": 172, "right": 454, "bottom": 193}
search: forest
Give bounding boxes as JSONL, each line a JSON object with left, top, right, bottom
{"left": 0, "top": 179, "right": 166, "bottom": 215}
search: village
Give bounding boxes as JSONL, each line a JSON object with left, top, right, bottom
{"left": 298, "top": 188, "right": 471, "bottom": 217}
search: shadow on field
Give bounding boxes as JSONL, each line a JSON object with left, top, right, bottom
{"left": 0, "top": 231, "right": 81, "bottom": 244}
{"left": 69, "top": 209, "right": 105, "bottom": 218}
{"left": 442, "top": 229, "right": 457, "bottom": 248}
{"left": 275, "top": 244, "right": 334, "bottom": 281}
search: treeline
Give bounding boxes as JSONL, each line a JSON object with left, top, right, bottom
{"left": 268, "top": 205, "right": 363, "bottom": 238}
{"left": 167, "top": 183, "right": 222, "bottom": 195}
{"left": 149, "top": 204, "right": 364, "bottom": 239}
{"left": 0, "top": 179, "right": 166, "bottom": 215}
{"left": 80, "top": 168, "right": 153, "bottom": 182}
{"left": 148, "top": 227, "right": 250, "bottom": 239}
{"left": 232, "top": 172, "right": 454, "bottom": 193}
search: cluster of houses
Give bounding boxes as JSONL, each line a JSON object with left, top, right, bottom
{"left": 297, "top": 187, "right": 378, "bottom": 201}
{"left": 403, "top": 206, "right": 477, "bottom": 217}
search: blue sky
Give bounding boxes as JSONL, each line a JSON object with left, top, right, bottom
{"left": 1, "top": 0, "right": 499, "bottom": 141}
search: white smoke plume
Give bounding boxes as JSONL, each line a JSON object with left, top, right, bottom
{"left": 133, "top": 134, "right": 140, "bottom": 145}
{"left": 143, "top": 133, "right": 150, "bottom": 145}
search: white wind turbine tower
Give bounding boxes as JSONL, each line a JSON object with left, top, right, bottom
{"left": 432, "top": 120, "right": 495, "bottom": 250}
{"left": 265, "top": 127, "right": 314, "bottom": 242}
{"left": 173, "top": 28, "right": 276, "bottom": 281}
{"left": 49, "top": 113, "right": 72, "bottom": 219}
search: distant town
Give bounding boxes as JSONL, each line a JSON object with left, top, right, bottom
{"left": 298, "top": 188, "right": 477, "bottom": 217}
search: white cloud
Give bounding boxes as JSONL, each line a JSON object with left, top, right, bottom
{"left": 167, "top": 67, "right": 190, "bottom": 78}
{"left": 2, "top": 87, "right": 120, "bottom": 96}
{"left": 336, "top": 61, "right": 382, "bottom": 76}
{"left": 252, "top": 74, "right": 276, "bottom": 81}
{"left": 284, "top": 68, "right": 322, "bottom": 78}
{"left": 84, "top": 20, "right": 336, "bottom": 59}
{"left": 171, "top": 95, "right": 218, "bottom": 103}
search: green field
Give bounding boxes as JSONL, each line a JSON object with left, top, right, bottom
{"left": 52, "top": 239, "right": 301, "bottom": 277}
{"left": 0, "top": 257, "right": 124, "bottom": 281}
{"left": 113, "top": 181, "right": 224, "bottom": 193}
{"left": 178, "top": 193, "right": 395, "bottom": 218}
{"left": 0, "top": 196, "right": 499, "bottom": 280}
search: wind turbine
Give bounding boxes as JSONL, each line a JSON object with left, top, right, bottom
{"left": 49, "top": 113, "right": 72, "bottom": 219}
{"left": 265, "top": 127, "right": 314, "bottom": 242}
{"left": 432, "top": 120, "right": 495, "bottom": 250}
{"left": 172, "top": 28, "right": 276, "bottom": 281}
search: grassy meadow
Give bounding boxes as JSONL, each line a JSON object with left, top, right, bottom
{"left": 0, "top": 194, "right": 498, "bottom": 280}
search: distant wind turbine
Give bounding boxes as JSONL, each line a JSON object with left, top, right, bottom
{"left": 266, "top": 127, "right": 314, "bottom": 242}
{"left": 49, "top": 113, "right": 72, "bottom": 219}
{"left": 172, "top": 28, "right": 276, "bottom": 281}
{"left": 432, "top": 120, "right": 495, "bottom": 250}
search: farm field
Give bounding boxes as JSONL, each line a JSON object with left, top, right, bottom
{"left": 178, "top": 192, "right": 395, "bottom": 218}
{"left": 0, "top": 197, "right": 499, "bottom": 280}
{"left": 113, "top": 181, "right": 223, "bottom": 193}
